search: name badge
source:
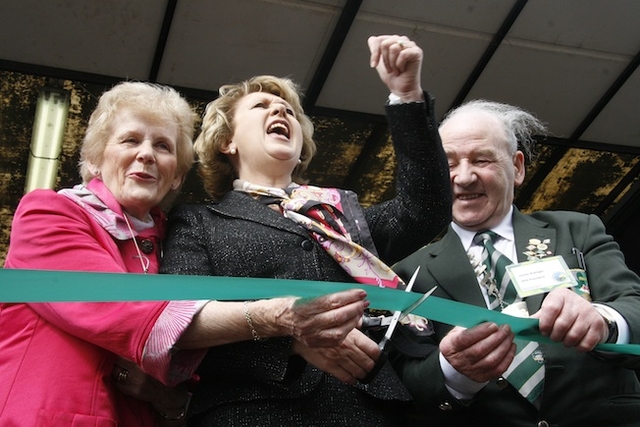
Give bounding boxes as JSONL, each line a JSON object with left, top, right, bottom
{"left": 505, "top": 255, "right": 577, "bottom": 298}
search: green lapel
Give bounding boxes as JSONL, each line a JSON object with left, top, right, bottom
{"left": 427, "top": 228, "right": 487, "bottom": 307}
{"left": 512, "top": 208, "right": 556, "bottom": 314}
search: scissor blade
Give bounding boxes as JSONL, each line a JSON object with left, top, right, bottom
{"left": 400, "top": 285, "right": 437, "bottom": 319}
{"left": 377, "top": 267, "right": 422, "bottom": 350}
{"left": 404, "top": 265, "right": 420, "bottom": 292}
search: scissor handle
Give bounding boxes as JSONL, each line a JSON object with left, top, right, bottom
{"left": 359, "top": 349, "right": 388, "bottom": 384}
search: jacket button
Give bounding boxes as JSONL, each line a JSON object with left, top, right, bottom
{"left": 301, "top": 240, "right": 314, "bottom": 251}
{"left": 537, "top": 421, "right": 550, "bottom": 427}
{"left": 496, "top": 377, "right": 508, "bottom": 389}
{"left": 139, "top": 239, "right": 154, "bottom": 254}
{"left": 438, "top": 401, "right": 452, "bottom": 411}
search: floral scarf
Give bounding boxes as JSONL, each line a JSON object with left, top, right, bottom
{"left": 234, "top": 180, "right": 401, "bottom": 289}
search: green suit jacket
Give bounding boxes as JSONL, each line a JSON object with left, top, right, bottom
{"left": 392, "top": 208, "right": 640, "bottom": 427}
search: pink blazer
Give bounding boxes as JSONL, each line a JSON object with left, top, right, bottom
{"left": 1, "top": 181, "right": 202, "bottom": 426}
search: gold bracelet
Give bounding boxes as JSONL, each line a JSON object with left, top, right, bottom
{"left": 243, "top": 300, "right": 262, "bottom": 341}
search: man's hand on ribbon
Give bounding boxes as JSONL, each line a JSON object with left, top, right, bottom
{"left": 440, "top": 322, "right": 516, "bottom": 383}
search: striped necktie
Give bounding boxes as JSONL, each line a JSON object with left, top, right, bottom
{"left": 474, "top": 231, "right": 545, "bottom": 406}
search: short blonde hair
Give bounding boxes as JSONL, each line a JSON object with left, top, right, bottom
{"left": 79, "top": 81, "right": 197, "bottom": 186}
{"left": 195, "top": 75, "right": 316, "bottom": 200}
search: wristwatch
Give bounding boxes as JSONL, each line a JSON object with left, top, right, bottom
{"left": 595, "top": 306, "right": 619, "bottom": 344}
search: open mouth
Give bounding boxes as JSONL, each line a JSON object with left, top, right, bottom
{"left": 457, "top": 193, "right": 482, "bottom": 201}
{"left": 267, "top": 122, "right": 290, "bottom": 139}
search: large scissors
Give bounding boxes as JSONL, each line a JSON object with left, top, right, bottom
{"left": 360, "top": 266, "right": 437, "bottom": 383}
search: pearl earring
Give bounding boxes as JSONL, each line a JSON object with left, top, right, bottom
{"left": 297, "top": 159, "right": 302, "bottom": 164}
{"left": 230, "top": 147, "right": 237, "bottom": 155}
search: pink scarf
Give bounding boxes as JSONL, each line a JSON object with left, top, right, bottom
{"left": 234, "top": 180, "right": 401, "bottom": 289}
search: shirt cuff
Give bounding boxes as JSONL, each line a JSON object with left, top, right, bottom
{"left": 388, "top": 93, "right": 402, "bottom": 105}
{"left": 593, "top": 303, "right": 630, "bottom": 344}
{"left": 387, "top": 93, "right": 425, "bottom": 105}
{"left": 142, "top": 299, "right": 209, "bottom": 386}
{"left": 440, "top": 352, "right": 488, "bottom": 400}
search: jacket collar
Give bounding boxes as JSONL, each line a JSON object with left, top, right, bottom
{"left": 427, "top": 207, "right": 556, "bottom": 309}
{"left": 207, "top": 191, "right": 310, "bottom": 238}
{"left": 59, "top": 179, "right": 163, "bottom": 240}
{"left": 425, "top": 226, "right": 487, "bottom": 306}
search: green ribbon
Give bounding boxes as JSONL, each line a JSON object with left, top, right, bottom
{"left": 1, "top": 268, "right": 639, "bottom": 355}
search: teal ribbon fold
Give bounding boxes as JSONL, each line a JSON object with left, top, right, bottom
{"left": 1, "top": 268, "right": 638, "bottom": 355}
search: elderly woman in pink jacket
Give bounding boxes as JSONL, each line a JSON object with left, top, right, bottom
{"left": 0, "top": 81, "right": 367, "bottom": 427}
{"left": 1, "top": 81, "right": 203, "bottom": 426}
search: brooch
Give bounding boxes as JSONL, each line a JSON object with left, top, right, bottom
{"left": 523, "top": 238, "right": 553, "bottom": 261}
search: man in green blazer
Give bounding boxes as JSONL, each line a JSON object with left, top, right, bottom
{"left": 392, "top": 100, "right": 640, "bottom": 426}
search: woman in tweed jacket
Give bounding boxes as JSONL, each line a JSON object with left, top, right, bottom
{"left": 161, "top": 35, "right": 451, "bottom": 426}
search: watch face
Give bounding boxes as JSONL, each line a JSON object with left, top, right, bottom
{"left": 600, "top": 312, "right": 618, "bottom": 343}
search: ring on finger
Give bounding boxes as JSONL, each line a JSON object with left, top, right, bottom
{"left": 117, "top": 368, "right": 130, "bottom": 384}
{"left": 396, "top": 40, "right": 407, "bottom": 49}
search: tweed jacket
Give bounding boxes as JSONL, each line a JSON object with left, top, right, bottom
{"left": 392, "top": 207, "right": 640, "bottom": 427}
{"left": 160, "top": 95, "right": 452, "bottom": 426}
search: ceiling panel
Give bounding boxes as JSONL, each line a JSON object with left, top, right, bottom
{"left": 158, "top": 0, "right": 343, "bottom": 92}
{"left": 360, "top": 0, "right": 517, "bottom": 33}
{"left": 0, "top": 0, "right": 166, "bottom": 79}
{"left": 467, "top": 42, "right": 630, "bottom": 138}
{"left": 508, "top": 0, "right": 640, "bottom": 55}
{"left": 582, "top": 69, "right": 640, "bottom": 147}
{"left": 316, "top": 1, "right": 517, "bottom": 117}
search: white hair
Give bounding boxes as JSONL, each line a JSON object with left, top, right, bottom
{"left": 441, "top": 100, "right": 547, "bottom": 162}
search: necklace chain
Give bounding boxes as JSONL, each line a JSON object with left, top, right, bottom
{"left": 123, "top": 214, "right": 150, "bottom": 274}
